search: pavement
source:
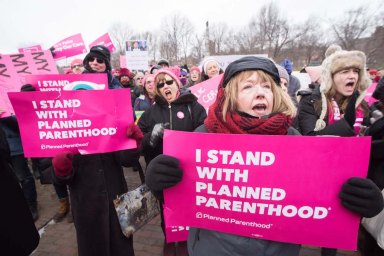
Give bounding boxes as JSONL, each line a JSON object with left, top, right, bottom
{"left": 30, "top": 159, "right": 360, "bottom": 256}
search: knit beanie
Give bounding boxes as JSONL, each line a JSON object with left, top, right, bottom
{"left": 190, "top": 66, "right": 201, "bottom": 73}
{"left": 276, "top": 64, "right": 290, "bottom": 83}
{"left": 280, "top": 59, "right": 293, "bottom": 75}
{"left": 154, "top": 68, "right": 182, "bottom": 89}
{"left": 157, "top": 59, "right": 169, "bottom": 67}
{"left": 202, "top": 57, "right": 221, "bottom": 74}
{"left": 223, "top": 56, "right": 280, "bottom": 87}
{"left": 83, "top": 45, "right": 111, "bottom": 72}
{"left": 119, "top": 68, "right": 133, "bottom": 79}
{"left": 70, "top": 58, "right": 83, "bottom": 68}
{"left": 314, "top": 44, "right": 371, "bottom": 131}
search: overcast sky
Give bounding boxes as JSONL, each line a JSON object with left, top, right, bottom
{"left": 1, "top": 0, "right": 383, "bottom": 54}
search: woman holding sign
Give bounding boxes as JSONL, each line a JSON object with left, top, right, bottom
{"left": 145, "top": 56, "right": 383, "bottom": 256}
{"left": 138, "top": 68, "right": 206, "bottom": 255}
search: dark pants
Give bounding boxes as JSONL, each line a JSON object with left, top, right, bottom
{"left": 321, "top": 247, "right": 337, "bottom": 256}
{"left": 53, "top": 182, "right": 69, "bottom": 199}
{"left": 11, "top": 154, "right": 37, "bottom": 206}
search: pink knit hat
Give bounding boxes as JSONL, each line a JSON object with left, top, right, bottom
{"left": 70, "top": 58, "right": 83, "bottom": 68}
{"left": 190, "top": 66, "right": 201, "bottom": 73}
{"left": 154, "top": 67, "right": 182, "bottom": 88}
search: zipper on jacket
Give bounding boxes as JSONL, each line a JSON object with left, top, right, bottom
{"left": 169, "top": 104, "right": 172, "bottom": 130}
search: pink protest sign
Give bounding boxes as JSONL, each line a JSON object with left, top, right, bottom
{"left": 18, "top": 45, "right": 43, "bottom": 53}
{"left": 0, "top": 51, "right": 58, "bottom": 117}
{"left": 26, "top": 74, "right": 108, "bottom": 92}
{"left": 163, "top": 130, "right": 371, "bottom": 250}
{"left": 189, "top": 74, "right": 222, "bottom": 113}
{"left": 89, "top": 33, "right": 115, "bottom": 53}
{"left": 52, "top": 33, "right": 87, "bottom": 59}
{"left": 8, "top": 89, "right": 136, "bottom": 157}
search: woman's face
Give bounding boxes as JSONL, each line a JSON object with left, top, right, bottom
{"left": 157, "top": 74, "right": 179, "bottom": 103}
{"left": 136, "top": 75, "right": 144, "bottom": 87}
{"left": 280, "top": 78, "right": 288, "bottom": 93}
{"left": 333, "top": 68, "right": 359, "bottom": 98}
{"left": 145, "top": 77, "right": 155, "bottom": 95}
{"left": 190, "top": 70, "right": 200, "bottom": 81}
{"left": 236, "top": 72, "right": 274, "bottom": 117}
{"left": 88, "top": 57, "right": 106, "bottom": 73}
{"left": 206, "top": 62, "right": 219, "bottom": 78}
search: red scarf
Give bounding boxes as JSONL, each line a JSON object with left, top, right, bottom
{"left": 204, "top": 88, "right": 292, "bottom": 135}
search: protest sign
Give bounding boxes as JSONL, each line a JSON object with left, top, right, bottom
{"left": 8, "top": 89, "right": 136, "bottom": 157}
{"left": 26, "top": 74, "right": 108, "bottom": 92}
{"left": 163, "top": 130, "right": 371, "bottom": 250}
{"left": 125, "top": 40, "right": 149, "bottom": 70}
{"left": 189, "top": 74, "right": 222, "bottom": 113}
{"left": 51, "top": 33, "right": 87, "bottom": 59}
{"left": 18, "top": 45, "right": 43, "bottom": 53}
{"left": 0, "top": 51, "right": 58, "bottom": 117}
{"left": 89, "top": 33, "right": 115, "bottom": 53}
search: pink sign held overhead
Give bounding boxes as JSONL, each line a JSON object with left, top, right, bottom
{"left": 18, "top": 45, "right": 43, "bottom": 53}
{"left": 26, "top": 74, "right": 108, "bottom": 92}
{"left": 8, "top": 89, "right": 136, "bottom": 157}
{"left": 51, "top": 33, "right": 87, "bottom": 59}
{"left": 189, "top": 74, "right": 222, "bottom": 113}
{"left": 89, "top": 33, "right": 115, "bottom": 53}
{"left": 0, "top": 51, "right": 58, "bottom": 117}
{"left": 163, "top": 130, "right": 371, "bottom": 250}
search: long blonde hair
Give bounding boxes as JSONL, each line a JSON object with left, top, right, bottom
{"left": 222, "top": 70, "right": 296, "bottom": 121}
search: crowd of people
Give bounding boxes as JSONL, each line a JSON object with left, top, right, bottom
{"left": 1, "top": 43, "right": 384, "bottom": 256}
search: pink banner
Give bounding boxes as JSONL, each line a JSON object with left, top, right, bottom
{"left": 52, "top": 33, "right": 87, "bottom": 59}
{"left": 0, "top": 51, "right": 58, "bottom": 117}
{"left": 89, "top": 33, "right": 115, "bottom": 53}
{"left": 8, "top": 89, "right": 136, "bottom": 157}
{"left": 189, "top": 74, "right": 222, "bottom": 113}
{"left": 18, "top": 45, "right": 43, "bottom": 53}
{"left": 26, "top": 74, "right": 108, "bottom": 92}
{"left": 163, "top": 130, "right": 371, "bottom": 250}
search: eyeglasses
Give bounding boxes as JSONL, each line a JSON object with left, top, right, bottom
{"left": 72, "top": 64, "right": 83, "bottom": 69}
{"left": 136, "top": 77, "right": 144, "bottom": 80}
{"left": 146, "top": 80, "right": 153, "bottom": 84}
{"left": 88, "top": 57, "right": 105, "bottom": 64}
{"left": 157, "top": 79, "right": 174, "bottom": 89}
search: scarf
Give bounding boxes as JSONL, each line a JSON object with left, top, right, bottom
{"left": 328, "top": 98, "right": 365, "bottom": 135}
{"left": 204, "top": 88, "right": 292, "bottom": 135}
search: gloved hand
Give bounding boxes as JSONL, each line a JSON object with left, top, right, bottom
{"left": 149, "top": 123, "right": 169, "bottom": 148}
{"left": 52, "top": 152, "right": 74, "bottom": 177}
{"left": 339, "top": 177, "right": 384, "bottom": 217}
{"left": 372, "top": 77, "right": 384, "bottom": 101}
{"left": 126, "top": 122, "right": 144, "bottom": 147}
{"left": 145, "top": 154, "right": 183, "bottom": 191}
{"left": 366, "top": 116, "right": 384, "bottom": 140}
{"left": 343, "top": 91, "right": 359, "bottom": 129}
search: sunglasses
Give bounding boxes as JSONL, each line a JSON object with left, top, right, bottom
{"left": 72, "top": 64, "right": 83, "bottom": 69}
{"left": 136, "top": 77, "right": 144, "bottom": 80}
{"left": 88, "top": 57, "right": 105, "bottom": 64}
{"left": 157, "top": 79, "right": 174, "bottom": 89}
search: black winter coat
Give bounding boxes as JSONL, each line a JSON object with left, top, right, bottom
{"left": 296, "top": 88, "right": 356, "bottom": 136}
{"left": 138, "top": 90, "right": 207, "bottom": 165}
{"left": 55, "top": 153, "right": 134, "bottom": 256}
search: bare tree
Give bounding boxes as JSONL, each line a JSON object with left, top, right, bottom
{"left": 160, "top": 14, "right": 195, "bottom": 64}
{"left": 209, "top": 22, "right": 229, "bottom": 54}
{"left": 108, "top": 22, "right": 134, "bottom": 54}
{"left": 331, "top": 6, "right": 374, "bottom": 50}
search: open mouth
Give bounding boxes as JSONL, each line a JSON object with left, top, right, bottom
{"left": 165, "top": 90, "right": 172, "bottom": 97}
{"left": 253, "top": 104, "right": 267, "bottom": 111}
{"left": 345, "top": 81, "right": 355, "bottom": 87}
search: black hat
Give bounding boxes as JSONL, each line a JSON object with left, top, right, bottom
{"left": 20, "top": 84, "right": 36, "bottom": 92}
{"left": 83, "top": 45, "right": 111, "bottom": 72}
{"left": 223, "top": 56, "right": 280, "bottom": 87}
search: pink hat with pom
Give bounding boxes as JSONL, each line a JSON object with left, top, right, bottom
{"left": 154, "top": 67, "right": 182, "bottom": 88}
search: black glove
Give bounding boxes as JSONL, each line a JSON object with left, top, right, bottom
{"left": 149, "top": 123, "right": 169, "bottom": 148}
{"left": 145, "top": 154, "right": 183, "bottom": 191}
{"left": 339, "top": 177, "right": 384, "bottom": 218}
{"left": 366, "top": 116, "right": 384, "bottom": 140}
{"left": 343, "top": 91, "right": 359, "bottom": 129}
{"left": 372, "top": 77, "right": 384, "bottom": 101}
